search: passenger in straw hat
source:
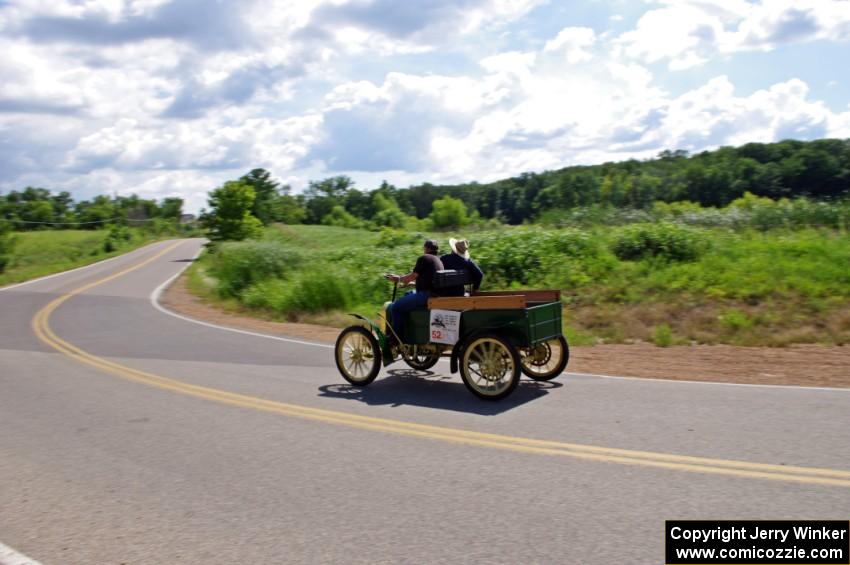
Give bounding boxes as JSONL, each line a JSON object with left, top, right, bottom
{"left": 439, "top": 237, "right": 484, "bottom": 297}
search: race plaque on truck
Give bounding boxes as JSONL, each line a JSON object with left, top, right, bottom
{"left": 429, "top": 309, "right": 461, "bottom": 345}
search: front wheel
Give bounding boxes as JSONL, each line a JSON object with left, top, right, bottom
{"left": 520, "top": 336, "right": 569, "bottom": 381}
{"left": 335, "top": 326, "right": 381, "bottom": 386}
{"left": 459, "top": 334, "right": 521, "bottom": 400}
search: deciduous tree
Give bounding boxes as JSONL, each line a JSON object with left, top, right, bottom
{"left": 429, "top": 195, "right": 468, "bottom": 229}
{"left": 203, "top": 181, "right": 264, "bottom": 241}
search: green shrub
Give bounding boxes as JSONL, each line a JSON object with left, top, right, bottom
{"left": 474, "top": 228, "right": 604, "bottom": 286}
{"left": 0, "top": 220, "right": 16, "bottom": 273}
{"left": 652, "top": 201, "right": 704, "bottom": 217}
{"left": 103, "top": 225, "right": 132, "bottom": 253}
{"left": 372, "top": 208, "right": 410, "bottom": 229}
{"left": 653, "top": 324, "right": 673, "bottom": 347}
{"left": 241, "top": 279, "right": 289, "bottom": 311}
{"left": 611, "top": 223, "right": 705, "bottom": 262}
{"left": 376, "top": 228, "right": 422, "bottom": 248}
{"left": 280, "top": 270, "right": 355, "bottom": 313}
{"left": 242, "top": 270, "right": 357, "bottom": 314}
{"left": 719, "top": 309, "right": 753, "bottom": 330}
{"left": 210, "top": 240, "right": 302, "bottom": 297}
{"left": 321, "top": 206, "right": 366, "bottom": 229}
{"left": 142, "top": 218, "right": 179, "bottom": 236}
{"left": 725, "top": 194, "right": 850, "bottom": 231}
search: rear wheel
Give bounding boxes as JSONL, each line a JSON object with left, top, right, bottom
{"left": 403, "top": 344, "right": 442, "bottom": 371}
{"left": 520, "top": 336, "right": 569, "bottom": 381}
{"left": 335, "top": 326, "right": 381, "bottom": 386}
{"left": 459, "top": 334, "right": 521, "bottom": 400}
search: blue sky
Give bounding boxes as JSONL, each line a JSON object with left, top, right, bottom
{"left": 1, "top": 0, "right": 849, "bottom": 212}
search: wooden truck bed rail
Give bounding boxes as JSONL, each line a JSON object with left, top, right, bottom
{"left": 471, "top": 289, "right": 561, "bottom": 303}
{"left": 428, "top": 295, "right": 526, "bottom": 311}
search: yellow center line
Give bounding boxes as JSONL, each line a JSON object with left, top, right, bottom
{"left": 30, "top": 240, "right": 850, "bottom": 488}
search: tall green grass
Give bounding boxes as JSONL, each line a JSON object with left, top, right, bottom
{"left": 194, "top": 222, "right": 850, "bottom": 346}
{"left": 0, "top": 229, "right": 161, "bottom": 286}
{"left": 209, "top": 240, "right": 303, "bottom": 297}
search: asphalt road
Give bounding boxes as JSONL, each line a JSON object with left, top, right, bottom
{"left": 1, "top": 239, "right": 848, "bottom": 564}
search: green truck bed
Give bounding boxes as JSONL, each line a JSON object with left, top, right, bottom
{"left": 406, "top": 301, "right": 562, "bottom": 347}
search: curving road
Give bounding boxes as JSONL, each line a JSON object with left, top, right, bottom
{"left": 1, "top": 239, "right": 849, "bottom": 564}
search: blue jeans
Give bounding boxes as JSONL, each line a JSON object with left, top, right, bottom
{"left": 387, "top": 291, "right": 430, "bottom": 342}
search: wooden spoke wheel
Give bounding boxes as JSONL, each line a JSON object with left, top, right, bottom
{"left": 335, "top": 326, "right": 381, "bottom": 386}
{"left": 459, "top": 334, "right": 521, "bottom": 400}
{"left": 519, "top": 336, "right": 569, "bottom": 381}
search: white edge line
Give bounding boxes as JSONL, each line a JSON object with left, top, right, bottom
{"left": 149, "top": 243, "right": 334, "bottom": 350}
{"left": 149, "top": 242, "right": 847, "bottom": 392}
{"left": 565, "top": 370, "right": 850, "bottom": 392}
{"left": 0, "top": 239, "right": 176, "bottom": 293}
{"left": 0, "top": 541, "right": 43, "bottom": 565}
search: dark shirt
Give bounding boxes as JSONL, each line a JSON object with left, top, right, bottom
{"left": 439, "top": 253, "right": 484, "bottom": 296}
{"left": 413, "top": 254, "right": 444, "bottom": 293}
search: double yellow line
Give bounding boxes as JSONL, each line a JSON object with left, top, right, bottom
{"left": 31, "top": 240, "right": 850, "bottom": 488}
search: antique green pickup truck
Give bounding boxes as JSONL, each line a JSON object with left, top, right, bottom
{"left": 334, "top": 279, "right": 569, "bottom": 400}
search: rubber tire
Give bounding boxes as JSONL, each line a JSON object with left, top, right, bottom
{"left": 459, "top": 333, "right": 521, "bottom": 401}
{"left": 335, "top": 326, "right": 382, "bottom": 386}
{"left": 520, "top": 336, "right": 570, "bottom": 381}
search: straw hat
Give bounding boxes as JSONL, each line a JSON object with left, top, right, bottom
{"left": 449, "top": 237, "right": 470, "bottom": 259}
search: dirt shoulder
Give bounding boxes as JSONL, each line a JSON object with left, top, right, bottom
{"left": 161, "top": 274, "right": 850, "bottom": 389}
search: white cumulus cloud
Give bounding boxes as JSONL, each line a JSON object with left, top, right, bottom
{"left": 544, "top": 26, "right": 597, "bottom": 64}
{"left": 616, "top": 0, "right": 850, "bottom": 69}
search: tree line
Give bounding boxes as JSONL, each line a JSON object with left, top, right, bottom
{"left": 203, "top": 138, "right": 850, "bottom": 238}
{"left": 0, "top": 187, "right": 184, "bottom": 230}
{"left": 201, "top": 170, "right": 472, "bottom": 240}
{"left": 4, "top": 137, "right": 847, "bottom": 240}
{"left": 0, "top": 189, "right": 188, "bottom": 274}
{"left": 393, "top": 138, "right": 850, "bottom": 223}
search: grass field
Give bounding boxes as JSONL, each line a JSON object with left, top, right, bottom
{"left": 185, "top": 222, "right": 850, "bottom": 347}
{"left": 0, "top": 229, "right": 163, "bottom": 287}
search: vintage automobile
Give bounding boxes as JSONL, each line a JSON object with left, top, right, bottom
{"left": 333, "top": 273, "right": 569, "bottom": 400}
